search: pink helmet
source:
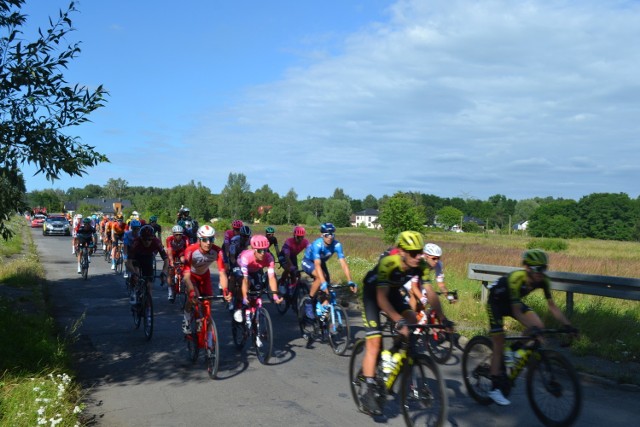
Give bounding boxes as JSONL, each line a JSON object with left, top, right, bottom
{"left": 293, "top": 226, "right": 306, "bottom": 237}
{"left": 232, "top": 219, "right": 243, "bottom": 229}
{"left": 250, "top": 235, "right": 270, "bottom": 250}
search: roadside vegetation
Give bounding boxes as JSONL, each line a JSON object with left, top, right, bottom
{"left": 0, "top": 218, "right": 82, "bottom": 427}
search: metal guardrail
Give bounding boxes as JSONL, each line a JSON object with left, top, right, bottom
{"left": 468, "top": 263, "right": 640, "bottom": 316}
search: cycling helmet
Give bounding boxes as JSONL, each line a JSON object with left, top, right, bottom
{"left": 423, "top": 243, "right": 443, "bottom": 257}
{"left": 132, "top": 211, "right": 139, "bottom": 217}
{"left": 395, "top": 231, "right": 424, "bottom": 251}
{"left": 239, "top": 225, "right": 252, "bottom": 237}
{"left": 149, "top": 215, "right": 158, "bottom": 223}
{"left": 250, "top": 235, "right": 270, "bottom": 250}
{"left": 140, "top": 225, "right": 155, "bottom": 239}
{"left": 293, "top": 226, "right": 306, "bottom": 237}
{"left": 129, "top": 219, "right": 141, "bottom": 228}
{"left": 320, "top": 222, "right": 336, "bottom": 234}
{"left": 92, "top": 214, "right": 98, "bottom": 220}
{"left": 232, "top": 219, "right": 243, "bottom": 229}
{"left": 197, "top": 225, "right": 216, "bottom": 238}
{"left": 172, "top": 225, "right": 184, "bottom": 234}
{"left": 182, "top": 207, "right": 190, "bottom": 213}
{"left": 265, "top": 226, "right": 275, "bottom": 234}
{"left": 523, "top": 249, "right": 548, "bottom": 266}
{"left": 82, "top": 217, "right": 91, "bottom": 224}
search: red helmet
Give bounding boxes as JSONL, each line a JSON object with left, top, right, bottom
{"left": 232, "top": 219, "right": 243, "bottom": 229}
{"left": 250, "top": 235, "right": 270, "bottom": 249}
{"left": 293, "top": 226, "right": 306, "bottom": 237}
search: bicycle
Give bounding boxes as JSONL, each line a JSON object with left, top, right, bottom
{"left": 349, "top": 323, "right": 448, "bottom": 426}
{"left": 297, "top": 283, "right": 351, "bottom": 355}
{"left": 186, "top": 295, "right": 222, "bottom": 379}
{"left": 462, "top": 328, "right": 582, "bottom": 426}
{"left": 114, "top": 240, "right": 124, "bottom": 274}
{"left": 414, "top": 290, "right": 458, "bottom": 364}
{"left": 130, "top": 274, "right": 154, "bottom": 341}
{"left": 171, "top": 262, "right": 187, "bottom": 308}
{"left": 103, "top": 239, "right": 112, "bottom": 262}
{"left": 275, "top": 269, "right": 309, "bottom": 316}
{"left": 79, "top": 242, "right": 94, "bottom": 280}
{"left": 231, "top": 287, "right": 274, "bottom": 365}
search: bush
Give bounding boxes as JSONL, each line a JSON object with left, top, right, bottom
{"left": 527, "top": 238, "right": 569, "bottom": 252}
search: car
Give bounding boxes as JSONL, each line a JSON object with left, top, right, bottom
{"left": 31, "top": 214, "right": 47, "bottom": 228}
{"left": 43, "top": 215, "right": 71, "bottom": 236}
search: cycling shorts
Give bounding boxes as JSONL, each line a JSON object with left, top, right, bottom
{"left": 190, "top": 271, "right": 213, "bottom": 297}
{"left": 361, "top": 284, "right": 410, "bottom": 339}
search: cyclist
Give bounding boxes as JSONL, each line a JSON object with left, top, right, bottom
{"left": 183, "top": 220, "right": 197, "bottom": 244}
{"left": 177, "top": 206, "right": 200, "bottom": 232}
{"left": 228, "top": 225, "right": 252, "bottom": 271}
{"left": 423, "top": 243, "right": 453, "bottom": 299}
{"left": 485, "top": 249, "right": 577, "bottom": 406}
{"left": 166, "top": 224, "right": 189, "bottom": 302}
{"left": 110, "top": 214, "right": 126, "bottom": 270}
{"left": 265, "top": 226, "right": 279, "bottom": 261}
{"left": 99, "top": 214, "right": 110, "bottom": 251}
{"left": 300, "top": 223, "right": 357, "bottom": 320}
{"left": 148, "top": 215, "right": 162, "bottom": 239}
{"left": 125, "top": 225, "right": 169, "bottom": 305}
{"left": 277, "top": 226, "right": 310, "bottom": 284}
{"left": 232, "top": 235, "right": 283, "bottom": 321}
{"left": 71, "top": 213, "right": 82, "bottom": 254}
{"left": 181, "top": 225, "right": 230, "bottom": 334}
{"left": 222, "top": 219, "right": 243, "bottom": 268}
{"left": 358, "top": 231, "right": 437, "bottom": 415}
{"left": 122, "top": 219, "right": 142, "bottom": 279}
{"left": 75, "top": 218, "right": 96, "bottom": 274}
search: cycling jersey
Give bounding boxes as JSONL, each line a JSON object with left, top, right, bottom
{"left": 302, "top": 237, "right": 345, "bottom": 263}
{"left": 183, "top": 242, "right": 225, "bottom": 296}
{"left": 111, "top": 221, "right": 126, "bottom": 236}
{"left": 228, "top": 235, "right": 250, "bottom": 267}
{"left": 123, "top": 229, "right": 138, "bottom": 247}
{"left": 128, "top": 236, "right": 167, "bottom": 277}
{"left": 486, "top": 269, "right": 552, "bottom": 334}
{"left": 76, "top": 225, "right": 96, "bottom": 245}
{"left": 237, "top": 249, "right": 276, "bottom": 276}
{"left": 280, "top": 237, "right": 310, "bottom": 257}
{"left": 166, "top": 234, "right": 189, "bottom": 260}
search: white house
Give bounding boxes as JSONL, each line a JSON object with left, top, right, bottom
{"left": 352, "top": 208, "right": 381, "bottom": 229}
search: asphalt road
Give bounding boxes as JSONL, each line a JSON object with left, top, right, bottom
{"left": 35, "top": 229, "right": 639, "bottom": 426}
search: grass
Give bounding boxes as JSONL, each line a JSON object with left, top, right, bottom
{"left": 0, "top": 217, "right": 83, "bottom": 427}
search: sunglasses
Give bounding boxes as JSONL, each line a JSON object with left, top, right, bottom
{"left": 406, "top": 250, "right": 423, "bottom": 258}
{"left": 322, "top": 233, "right": 334, "bottom": 238}
{"left": 530, "top": 265, "right": 548, "bottom": 273}
{"left": 429, "top": 256, "right": 440, "bottom": 261}
{"left": 255, "top": 249, "right": 266, "bottom": 254}
{"left": 200, "top": 237, "right": 214, "bottom": 243}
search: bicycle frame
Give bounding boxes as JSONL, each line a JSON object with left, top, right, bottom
{"left": 187, "top": 295, "right": 221, "bottom": 379}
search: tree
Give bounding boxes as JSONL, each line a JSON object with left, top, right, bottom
{"left": 104, "top": 178, "right": 128, "bottom": 199}
{"left": 436, "top": 206, "right": 464, "bottom": 230}
{"left": 577, "top": 193, "right": 636, "bottom": 241}
{"left": 0, "top": 1, "right": 108, "bottom": 238}
{"left": 331, "top": 187, "right": 350, "bottom": 201}
{"left": 322, "top": 198, "right": 352, "bottom": 227}
{"left": 27, "top": 189, "right": 64, "bottom": 212}
{"left": 378, "top": 192, "right": 426, "bottom": 243}
{"left": 513, "top": 199, "right": 540, "bottom": 223}
{"left": 362, "top": 194, "right": 378, "bottom": 210}
{"left": 528, "top": 199, "right": 580, "bottom": 238}
{"left": 218, "top": 172, "right": 252, "bottom": 220}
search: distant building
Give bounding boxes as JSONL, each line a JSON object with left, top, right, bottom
{"left": 351, "top": 208, "right": 381, "bottom": 229}
{"left": 64, "top": 198, "right": 132, "bottom": 216}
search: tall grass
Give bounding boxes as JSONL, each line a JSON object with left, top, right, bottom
{"left": 0, "top": 217, "right": 83, "bottom": 427}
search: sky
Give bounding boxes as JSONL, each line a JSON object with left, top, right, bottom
{"left": 15, "top": 0, "right": 640, "bottom": 201}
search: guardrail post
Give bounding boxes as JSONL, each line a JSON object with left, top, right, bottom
{"left": 566, "top": 292, "right": 574, "bottom": 317}
{"left": 481, "top": 281, "right": 488, "bottom": 303}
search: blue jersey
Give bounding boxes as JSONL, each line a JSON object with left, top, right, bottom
{"left": 302, "top": 237, "right": 346, "bottom": 264}
{"left": 123, "top": 230, "right": 137, "bottom": 247}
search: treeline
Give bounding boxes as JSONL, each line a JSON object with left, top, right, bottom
{"left": 26, "top": 174, "right": 640, "bottom": 242}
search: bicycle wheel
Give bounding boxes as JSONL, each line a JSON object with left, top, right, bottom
{"left": 328, "top": 305, "right": 350, "bottom": 356}
{"left": 186, "top": 321, "right": 199, "bottom": 364}
{"left": 104, "top": 245, "right": 110, "bottom": 262}
{"left": 348, "top": 338, "right": 387, "bottom": 414}
{"left": 461, "top": 335, "right": 496, "bottom": 405}
{"left": 142, "top": 290, "right": 153, "bottom": 340}
{"left": 206, "top": 317, "right": 220, "bottom": 379}
{"left": 400, "top": 354, "right": 448, "bottom": 427}
{"left": 81, "top": 250, "right": 89, "bottom": 280}
{"left": 115, "top": 252, "right": 123, "bottom": 274}
{"left": 526, "top": 350, "right": 582, "bottom": 427}
{"left": 232, "top": 317, "right": 247, "bottom": 350}
{"left": 176, "top": 278, "right": 186, "bottom": 309}
{"left": 297, "top": 295, "right": 316, "bottom": 341}
{"left": 132, "top": 290, "right": 142, "bottom": 329}
{"left": 425, "top": 326, "right": 453, "bottom": 364}
{"left": 255, "top": 307, "right": 273, "bottom": 364}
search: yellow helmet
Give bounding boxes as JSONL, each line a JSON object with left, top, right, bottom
{"left": 395, "top": 231, "right": 424, "bottom": 251}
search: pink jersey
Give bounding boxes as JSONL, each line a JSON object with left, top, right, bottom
{"left": 237, "top": 249, "right": 275, "bottom": 277}
{"left": 281, "top": 237, "right": 310, "bottom": 257}
{"left": 183, "top": 242, "right": 225, "bottom": 276}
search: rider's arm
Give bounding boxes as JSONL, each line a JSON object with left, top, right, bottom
{"left": 376, "top": 286, "right": 401, "bottom": 322}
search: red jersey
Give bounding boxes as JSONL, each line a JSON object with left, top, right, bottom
{"left": 183, "top": 242, "right": 225, "bottom": 277}
{"left": 166, "top": 234, "right": 189, "bottom": 259}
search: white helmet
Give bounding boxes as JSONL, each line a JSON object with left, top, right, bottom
{"left": 132, "top": 211, "right": 139, "bottom": 217}
{"left": 197, "top": 225, "right": 215, "bottom": 238}
{"left": 423, "top": 243, "right": 442, "bottom": 257}
{"left": 172, "top": 225, "right": 184, "bottom": 234}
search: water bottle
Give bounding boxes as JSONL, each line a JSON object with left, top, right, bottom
{"left": 316, "top": 301, "right": 324, "bottom": 317}
{"left": 513, "top": 349, "right": 528, "bottom": 366}
{"left": 245, "top": 309, "right": 252, "bottom": 328}
{"left": 381, "top": 350, "right": 393, "bottom": 376}
{"left": 387, "top": 351, "right": 405, "bottom": 385}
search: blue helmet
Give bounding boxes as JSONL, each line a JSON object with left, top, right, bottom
{"left": 130, "top": 219, "right": 142, "bottom": 229}
{"left": 320, "top": 222, "right": 336, "bottom": 234}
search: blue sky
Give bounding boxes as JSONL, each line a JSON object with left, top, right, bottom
{"left": 18, "top": 0, "right": 640, "bottom": 201}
